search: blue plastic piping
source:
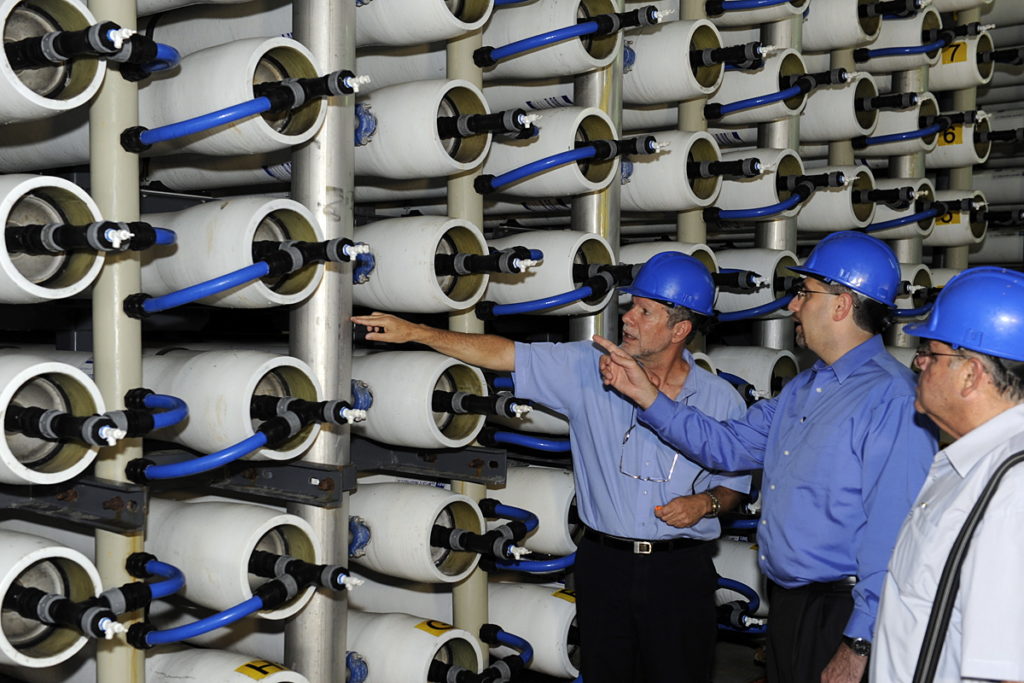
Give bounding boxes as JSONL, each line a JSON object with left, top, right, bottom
{"left": 721, "top": 0, "right": 791, "bottom": 9}
{"left": 144, "top": 559, "right": 185, "bottom": 600}
{"left": 494, "top": 0, "right": 530, "bottom": 4}
{"left": 349, "top": 516, "right": 371, "bottom": 556}
{"left": 142, "top": 43, "right": 181, "bottom": 74}
{"left": 350, "top": 380, "right": 373, "bottom": 411}
{"left": 153, "top": 228, "right": 176, "bottom": 246}
{"left": 718, "top": 576, "right": 761, "bottom": 614}
{"left": 861, "top": 123, "right": 942, "bottom": 147}
{"left": 527, "top": 249, "right": 544, "bottom": 261}
{"left": 717, "top": 371, "right": 753, "bottom": 388}
{"left": 495, "top": 629, "right": 535, "bottom": 666}
{"left": 489, "top": 285, "right": 594, "bottom": 317}
{"left": 862, "top": 38, "right": 946, "bottom": 60}
{"left": 353, "top": 252, "right": 376, "bottom": 284}
{"left": 893, "top": 302, "right": 934, "bottom": 318}
{"left": 140, "top": 261, "right": 271, "bottom": 315}
{"left": 722, "top": 517, "right": 759, "bottom": 532}
{"left": 863, "top": 207, "right": 941, "bottom": 233}
{"left": 718, "top": 84, "right": 803, "bottom": 116}
{"left": 490, "top": 146, "right": 598, "bottom": 191}
{"left": 490, "top": 20, "right": 599, "bottom": 63}
{"left": 491, "top": 430, "right": 571, "bottom": 453}
{"left": 138, "top": 97, "right": 272, "bottom": 147}
{"left": 143, "top": 432, "right": 268, "bottom": 480}
{"left": 141, "top": 393, "right": 188, "bottom": 431}
{"left": 492, "top": 503, "right": 540, "bottom": 533}
{"left": 716, "top": 193, "right": 802, "bottom": 221}
{"left": 354, "top": 103, "right": 377, "bottom": 146}
{"left": 494, "top": 552, "right": 576, "bottom": 572}
{"left": 145, "top": 595, "right": 263, "bottom": 646}
{"left": 346, "top": 652, "right": 369, "bottom": 683}
{"left": 492, "top": 376, "right": 515, "bottom": 390}
{"left": 718, "top": 293, "right": 794, "bottom": 322}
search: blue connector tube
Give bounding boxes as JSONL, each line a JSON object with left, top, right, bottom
{"left": 492, "top": 503, "right": 540, "bottom": 533}
{"left": 861, "top": 123, "right": 942, "bottom": 147}
{"left": 495, "top": 552, "right": 576, "bottom": 573}
{"left": 722, "top": 517, "right": 760, "bottom": 532}
{"left": 492, "top": 376, "right": 515, "bottom": 390}
{"left": 864, "top": 207, "right": 941, "bottom": 233}
{"left": 717, "top": 371, "right": 754, "bottom": 388}
{"left": 145, "top": 595, "right": 263, "bottom": 646}
{"left": 718, "top": 84, "right": 803, "bottom": 116}
{"left": 495, "top": 629, "right": 535, "bottom": 666}
{"left": 863, "top": 39, "right": 946, "bottom": 60}
{"left": 718, "top": 576, "right": 761, "bottom": 614}
{"left": 716, "top": 193, "right": 802, "bottom": 221}
{"left": 489, "top": 285, "right": 594, "bottom": 317}
{"left": 490, "top": 146, "right": 598, "bottom": 191}
{"left": 144, "top": 559, "right": 185, "bottom": 600}
{"left": 142, "top": 42, "right": 181, "bottom": 74}
{"left": 153, "top": 228, "right": 176, "bottom": 245}
{"left": 143, "top": 432, "right": 268, "bottom": 480}
{"left": 721, "top": 0, "right": 791, "bottom": 9}
{"left": 141, "top": 261, "right": 271, "bottom": 315}
{"left": 138, "top": 97, "right": 272, "bottom": 147}
{"left": 490, "top": 20, "right": 599, "bottom": 63}
{"left": 893, "top": 302, "right": 934, "bottom": 318}
{"left": 491, "top": 431, "right": 571, "bottom": 453}
{"left": 141, "top": 393, "right": 188, "bottom": 431}
{"left": 718, "top": 294, "right": 794, "bottom": 322}
{"left": 494, "top": 0, "right": 530, "bottom": 4}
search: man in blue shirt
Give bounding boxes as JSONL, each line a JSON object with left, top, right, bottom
{"left": 594, "top": 232, "right": 937, "bottom": 683}
{"left": 353, "top": 252, "right": 750, "bottom": 683}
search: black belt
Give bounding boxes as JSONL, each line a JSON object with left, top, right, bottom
{"left": 774, "top": 576, "right": 858, "bottom": 594}
{"left": 583, "top": 526, "right": 707, "bottom": 555}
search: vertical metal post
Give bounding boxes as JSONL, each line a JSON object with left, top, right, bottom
{"left": 286, "top": 1, "right": 354, "bottom": 679}
{"left": 828, "top": 49, "right": 855, "bottom": 167}
{"left": 945, "top": 8, "right": 981, "bottom": 271}
{"left": 677, "top": 0, "right": 708, "bottom": 245}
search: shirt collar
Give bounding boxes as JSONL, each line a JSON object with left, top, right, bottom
{"left": 942, "top": 404, "right": 1024, "bottom": 478}
{"left": 677, "top": 348, "right": 699, "bottom": 400}
{"left": 810, "top": 335, "right": 885, "bottom": 384}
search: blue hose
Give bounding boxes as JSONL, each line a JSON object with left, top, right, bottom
{"left": 716, "top": 193, "right": 802, "bottom": 221}
{"left": 862, "top": 38, "right": 946, "bottom": 60}
{"left": 722, "top": 517, "right": 759, "bottom": 532}
{"left": 351, "top": 380, "right": 373, "bottom": 411}
{"left": 153, "top": 228, "right": 176, "bottom": 245}
{"left": 720, "top": 0, "right": 792, "bottom": 9}
{"left": 141, "top": 42, "right": 181, "bottom": 74}
{"left": 346, "top": 652, "right": 369, "bottom": 683}
{"left": 492, "top": 376, "right": 515, "bottom": 390}
{"left": 145, "top": 559, "right": 185, "bottom": 600}
{"left": 495, "top": 552, "right": 576, "bottom": 572}
{"left": 893, "top": 302, "right": 934, "bottom": 318}
{"left": 718, "top": 84, "right": 803, "bottom": 116}
{"left": 492, "top": 503, "right": 540, "bottom": 533}
{"left": 490, "top": 20, "right": 599, "bottom": 63}
{"left": 138, "top": 97, "right": 272, "bottom": 147}
{"left": 145, "top": 595, "right": 263, "bottom": 646}
{"left": 495, "top": 628, "right": 535, "bottom": 666}
{"left": 860, "top": 123, "right": 942, "bottom": 147}
{"left": 494, "top": 0, "right": 530, "bottom": 4}
{"left": 141, "top": 261, "right": 271, "bottom": 315}
{"left": 718, "top": 576, "right": 761, "bottom": 614}
{"left": 143, "top": 432, "right": 268, "bottom": 480}
{"left": 864, "top": 207, "right": 941, "bottom": 233}
{"left": 349, "top": 516, "right": 371, "bottom": 556}
{"left": 491, "top": 431, "right": 571, "bottom": 453}
{"left": 717, "top": 371, "right": 753, "bottom": 388}
{"left": 489, "top": 285, "right": 594, "bottom": 317}
{"left": 141, "top": 393, "right": 188, "bottom": 431}
{"left": 718, "top": 294, "right": 794, "bottom": 322}
{"left": 490, "top": 146, "right": 598, "bottom": 191}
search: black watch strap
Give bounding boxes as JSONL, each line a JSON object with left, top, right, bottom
{"left": 842, "top": 636, "right": 872, "bottom": 657}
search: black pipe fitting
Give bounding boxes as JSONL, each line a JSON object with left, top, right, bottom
{"left": 687, "top": 157, "right": 762, "bottom": 179}
{"left": 5, "top": 221, "right": 162, "bottom": 255}
{"left": 977, "top": 128, "right": 1024, "bottom": 144}
{"left": 248, "top": 550, "right": 353, "bottom": 592}
{"left": 4, "top": 405, "right": 118, "bottom": 446}
{"left": 923, "top": 22, "right": 983, "bottom": 44}
{"left": 571, "top": 262, "right": 638, "bottom": 286}
{"left": 858, "top": 0, "right": 923, "bottom": 18}
{"left": 855, "top": 92, "right": 918, "bottom": 112}
{"left": 127, "top": 622, "right": 156, "bottom": 649}
{"left": 431, "top": 391, "right": 529, "bottom": 419}
{"left": 3, "top": 20, "right": 121, "bottom": 70}
{"left": 690, "top": 41, "right": 763, "bottom": 69}
{"left": 103, "top": 408, "right": 155, "bottom": 439}
{"left": 431, "top": 525, "right": 518, "bottom": 561}
{"left": 853, "top": 187, "right": 916, "bottom": 207}
{"left": 779, "top": 68, "right": 849, "bottom": 92}
{"left": 713, "top": 270, "right": 763, "bottom": 292}
{"left": 253, "top": 69, "right": 359, "bottom": 113}
{"left": 110, "top": 34, "right": 159, "bottom": 81}
{"left": 437, "top": 109, "right": 532, "bottom": 140}
{"left": 581, "top": 135, "right": 659, "bottom": 160}
{"left": 987, "top": 209, "right": 1024, "bottom": 226}
{"left": 251, "top": 395, "right": 357, "bottom": 427}
{"left": 587, "top": 6, "right": 659, "bottom": 37}
{"left": 435, "top": 246, "right": 535, "bottom": 276}
{"left": 776, "top": 171, "right": 845, "bottom": 193}
{"left": 921, "top": 111, "right": 977, "bottom": 130}
{"left": 3, "top": 585, "right": 116, "bottom": 640}
{"left": 981, "top": 47, "right": 1024, "bottom": 66}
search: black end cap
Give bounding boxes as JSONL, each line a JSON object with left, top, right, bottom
{"left": 474, "top": 174, "right": 496, "bottom": 195}
{"left": 479, "top": 623, "right": 501, "bottom": 645}
{"left": 127, "top": 623, "right": 155, "bottom": 650}
{"left": 125, "top": 552, "right": 158, "bottom": 578}
{"left": 475, "top": 300, "right": 497, "bottom": 320}
{"left": 120, "top": 126, "right": 151, "bottom": 153}
{"left": 123, "top": 293, "right": 153, "bottom": 319}
{"left": 125, "top": 458, "right": 154, "bottom": 484}
{"left": 124, "top": 387, "right": 154, "bottom": 410}
{"left": 473, "top": 47, "right": 496, "bottom": 67}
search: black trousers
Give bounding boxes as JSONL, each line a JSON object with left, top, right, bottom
{"left": 765, "top": 581, "right": 868, "bottom": 683}
{"left": 574, "top": 534, "right": 718, "bottom": 683}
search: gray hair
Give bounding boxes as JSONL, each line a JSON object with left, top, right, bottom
{"left": 960, "top": 349, "right": 1024, "bottom": 404}
{"left": 664, "top": 304, "right": 711, "bottom": 345}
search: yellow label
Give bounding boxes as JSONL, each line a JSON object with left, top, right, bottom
{"left": 416, "top": 619, "right": 456, "bottom": 636}
{"left": 936, "top": 210, "right": 962, "bottom": 225}
{"left": 235, "top": 660, "right": 290, "bottom": 680}
{"left": 942, "top": 42, "right": 968, "bottom": 64}
{"left": 938, "top": 124, "right": 963, "bottom": 147}
{"left": 551, "top": 588, "right": 577, "bottom": 603}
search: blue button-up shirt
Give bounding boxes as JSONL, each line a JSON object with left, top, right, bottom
{"left": 513, "top": 341, "right": 749, "bottom": 541}
{"left": 638, "top": 335, "right": 936, "bottom": 639}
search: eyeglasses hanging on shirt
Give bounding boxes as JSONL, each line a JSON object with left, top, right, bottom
{"left": 619, "top": 407, "right": 680, "bottom": 482}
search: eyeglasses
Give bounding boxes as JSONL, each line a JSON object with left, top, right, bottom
{"left": 619, "top": 412, "right": 680, "bottom": 483}
{"left": 913, "top": 348, "right": 964, "bottom": 364}
{"left": 792, "top": 284, "right": 843, "bottom": 301}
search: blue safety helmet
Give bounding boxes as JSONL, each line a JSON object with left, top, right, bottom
{"left": 787, "top": 232, "right": 901, "bottom": 306}
{"left": 904, "top": 267, "right": 1024, "bottom": 362}
{"left": 620, "top": 251, "right": 716, "bottom": 316}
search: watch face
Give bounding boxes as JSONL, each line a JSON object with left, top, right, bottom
{"left": 846, "top": 638, "right": 871, "bottom": 656}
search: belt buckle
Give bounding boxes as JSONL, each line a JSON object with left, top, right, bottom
{"left": 633, "top": 540, "right": 653, "bottom": 555}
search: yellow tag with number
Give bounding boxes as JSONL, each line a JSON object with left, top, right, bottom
{"left": 942, "top": 42, "right": 968, "bottom": 64}
{"left": 552, "top": 588, "right": 577, "bottom": 603}
{"left": 235, "top": 660, "right": 290, "bottom": 680}
{"left": 938, "top": 124, "right": 963, "bottom": 147}
{"left": 416, "top": 619, "right": 456, "bottom": 636}
{"left": 937, "top": 210, "right": 962, "bottom": 225}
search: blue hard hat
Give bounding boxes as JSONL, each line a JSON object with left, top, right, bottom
{"left": 904, "top": 267, "right": 1024, "bottom": 362}
{"left": 788, "top": 232, "right": 901, "bottom": 306}
{"left": 620, "top": 251, "right": 716, "bottom": 316}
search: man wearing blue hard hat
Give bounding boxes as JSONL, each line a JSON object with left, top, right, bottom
{"left": 353, "top": 251, "right": 751, "bottom": 682}
{"left": 595, "top": 232, "right": 938, "bottom": 683}
{"left": 871, "top": 267, "right": 1024, "bottom": 683}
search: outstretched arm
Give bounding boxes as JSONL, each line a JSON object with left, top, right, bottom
{"left": 351, "top": 312, "right": 516, "bottom": 371}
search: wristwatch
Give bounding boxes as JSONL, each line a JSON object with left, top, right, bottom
{"left": 703, "top": 490, "right": 721, "bottom": 518}
{"left": 842, "top": 636, "right": 872, "bottom": 657}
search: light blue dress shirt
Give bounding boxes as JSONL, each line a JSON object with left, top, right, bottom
{"left": 638, "top": 335, "right": 937, "bottom": 640}
{"left": 513, "top": 341, "right": 749, "bottom": 541}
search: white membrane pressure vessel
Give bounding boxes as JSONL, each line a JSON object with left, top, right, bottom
{"left": 479, "top": 0, "right": 621, "bottom": 80}
{"left": 147, "top": 497, "right": 322, "bottom": 619}
{"left": 982, "top": 0, "right": 1024, "bottom": 27}
{"left": 867, "top": 177, "right": 936, "bottom": 240}
{"left": 933, "top": 0, "right": 993, "bottom": 13}
{"left": 0, "top": 351, "right": 104, "bottom": 485}
{"left": 0, "top": 0, "right": 105, "bottom": 123}
{"left": 141, "top": 197, "right": 323, "bottom": 308}
{"left": 895, "top": 264, "right": 933, "bottom": 316}
{"left": 715, "top": 148, "right": 803, "bottom": 220}
{"left": 355, "top": 79, "right": 490, "bottom": 180}
{"left": 924, "top": 190, "right": 988, "bottom": 248}
{"left": 351, "top": 350, "right": 487, "bottom": 449}
{"left": 925, "top": 115, "right": 991, "bottom": 169}
{"left": 485, "top": 230, "right": 615, "bottom": 316}
{"left": 144, "top": 151, "right": 291, "bottom": 192}
{"left": 620, "top": 130, "right": 722, "bottom": 212}
{"left": 0, "top": 174, "right": 104, "bottom": 302}
{"left": 349, "top": 482, "right": 485, "bottom": 583}
{"left": 488, "top": 465, "right": 578, "bottom": 556}
{"left": 857, "top": 91, "right": 940, "bottom": 157}
{"left": 800, "top": 73, "right": 879, "bottom": 143}
{"left": 859, "top": 8, "right": 943, "bottom": 74}
{"left": 353, "top": 216, "right": 489, "bottom": 313}
{"left": 149, "top": 647, "right": 308, "bottom": 683}
{"left": 714, "top": 248, "right": 798, "bottom": 320}
{"left": 356, "top": 0, "right": 492, "bottom": 47}
{"left": 622, "top": 19, "right": 723, "bottom": 105}
{"left": 708, "top": 346, "right": 798, "bottom": 398}
{"left": 488, "top": 582, "right": 579, "bottom": 678}
{"left": 974, "top": 169, "right": 1024, "bottom": 205}
{"left": 713, "top": 537, "right": 768, "bottom": 617}
{"left": 707, "top": 49, "right": 808, "bottom": 126}
{"left": 142, "top": 0, "right": 291, "bottom": 57}
{"left": 801, "top": 0, "right": 880, "bottom": 52}
{"left": 707, "top": 0, "right": 805, "bottom": 28}
{"left": 348, "top": 610, "right": 484, "bottom": 683}
{"left": 142, "top": 349, "right": 322, "bottom": 460}
{"left": 928, "top": 32, "right": 994, "bottom": 92}
{"left": 483, "top": 106, "right": 617, "bottom": 198}
{"left": 0, "top": 529, "right": 101, "bottom": 668}
{"left": 796, "top": 166, "right": 876, "bottom": 232}
{"left": 969, "top": 232, "right": 1024, "bottom": 265}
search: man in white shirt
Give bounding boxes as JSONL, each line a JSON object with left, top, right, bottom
{"left": 872, "top": 267, "right": 1024, "bottom": 683}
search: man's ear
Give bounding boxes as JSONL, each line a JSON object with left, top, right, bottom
{"left": 671, "top": 319, "right": 694, "bottom": 345}
{"left": 960, "top": 356, "right": 987, "bottom": 398}
{"left": 832, "top": 292, "right": 856, "bottom": 323}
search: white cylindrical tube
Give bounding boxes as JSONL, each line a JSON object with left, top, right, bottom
{"left": 351, "top": 351, "right": 487, "bottom": 449}
{"left": 800, "top": 73, "right": 878, "bottom": 143}
{"left": 708, "top": 0, "right": 805, "bottom": 28}
{"left": 708, "top": 346, "right": 798, "bottom": 398}
{"left": 714, "top": 248, "right": 798, "bottom": 319}
{"left": 0, "top": 0, "right": 105, "bottom": 123}
{"left": 692, "top": 351, "right": 717, "bottom": 374}
{"left": 139, "top": 37, "right": 326, "bottom": 156}
{"left": 707, "top": 49, "right": 808, "bottom": 125}
{"left": 867, "top": 177, "right": 936, "bottom": 240}
{"left": 969, "top": 231, "right": 1024, "bottom": 264}
{"left": 143, "top": 0, "right": 290, "bottom": 56}
{"left": 489, "top": 582, "right": 579, "bottom": 679}
{"left": 148, "top": 647, "right": 308, "bottom": 683}
{"left": 933, "top": 0, "right": 993, "bottom": 12}
{"left": 0, "top": 110, "right": 88, "bottom": 172}
{"left": 709, "top": 127, "right": 758, "bottom": 148}
{"left": 479, "top": 0, "right": 620, "bottom": 80}
{"left": 928, "top": 32, "right": 994, "bottom": 92}
{"left": 982, "top": 1, "right": 1024, "bottom": 25}
{"left": 801, "top": 0, "right": 879, "bottom": 51}
{"left": 622, "top": 103, "right": 679, "bottom": 131}
{"left": 488, "top": 465, "right": 578, "bottom": 556}
{"left": 859, "top": 8, "right": 943, "bottom": 74}
{"left": 349, "top": 482, "right": 485, "bottom": 583}
{"left": 144, "top": 152, "right": 290, "bottom": 192}
{"left": 0, "top": 351, "right": 104, "bottom": 485}
{"left": 485, "top": 230, "right": 615, "bottom": 316}
{"left": 713, "top": 538, "right": 768, "bottom": 618}
{"left": 620, "top": 130, "right": 722, "bottom": 211}
{"left": 348, "top": 610, "right": 484, "bottom": 683}
{"left": 622, "top": 19, "right": 723, "bottom": 105}
{"left": 356, "top": 0, "right": 491, "bottom": 46}
{"left": 147, "top": 497, "right": 321, "bottom": 619}
{"left": 924, "top": 116, "right": 991, "bottom": 169}
{"left": 141, "top": 197, "right": 323, "bottom": 308}
{"left": 484, "top": 106, "right": 617, "bottom": 198}
{"left": 796, "top": 166, "right": 875, "bottom": 232}
{"left": 355, "top": 79, "right": 490, "bottom": 180}
{"left": 0, "top": 530, "right": 101, "bottom": 668}
{"left": 0, "top": 174, "right": 103, "bottom": 302}
{"left": 142, "top": 349, "right": 322, "bottom": 460}
{"left": 715, "top": 148, "right": 803, "bottom": 219}
{"left": 857, "top": 92, "right": 940, "bottom": 157}
{"left": 974, "top": 169, "right": 1024, "bottom": 205}
{"left": 896, "top": 264, "right": 933, "bottom": 314}
{"left": 923, "top": 190, "right": 987, "bottom": 247}
{"left": 353, "top": 216, "right": 489, "bottom": 313}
